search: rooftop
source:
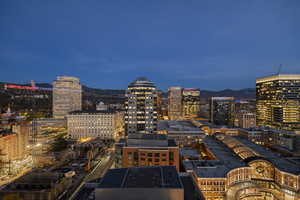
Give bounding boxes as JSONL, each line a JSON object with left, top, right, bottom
{"left": 128, "top": 77, "right": 155, "bottom": 88}
{"left": 235, "top": 136, "right": 300, "bottom": 175}
{"left": 68, "top": 110, "right": 118, "bottom": 115}
{"left": 158, "top": 120, "right": 204, "bottom": 133}
{"left": 256, "top": 74, "right": 300, "bottom": 83}
{"left": 183, "top": 136, "right": 246, "bottom": 178}
{"left": 98, "top": 166, "right": 183, "bottom": 189}
{"left": 3, "top": 171, "right": 64, "bottom": 191}
{"left": 125, "top": 133, "right": 178, "bottom": 147}
{"left": 242, "top": 126, "right": 297, "bottom": 136}
{"left": 180, "top": 148, "right": 201, "bottom": 158}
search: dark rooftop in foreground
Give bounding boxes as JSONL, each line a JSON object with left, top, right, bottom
{"left": 180, "top": 173, "right": 205, "bottom": 200}
{"left": 3, "top": 171, "right": 64, "bottom": 191}
{"left": 99, "top": 166, "right": 182, "bottom": 189}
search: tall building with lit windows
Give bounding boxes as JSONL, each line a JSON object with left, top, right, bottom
{"left": 210, "top": 97, "right": 234, "bottom": 126}
{"left": 168, "top": 87, "right": 183, "bottom": 120}
{"left": 256, "top": 74, "right": 300, "bottom": 132}
{"left": 53, "top": 76, "right": 82, "bottom": 118}
{"left": 125, "top": 77, "right": 157, "bottom": 134}
{"left": 182, "top": 88, "right": 201, "bottom": 119}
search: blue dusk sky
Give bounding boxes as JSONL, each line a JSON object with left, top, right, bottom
{"left": 0, "top": 0, "right": 300, "bottom": 90}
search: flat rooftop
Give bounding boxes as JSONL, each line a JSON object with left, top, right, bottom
{"left": 256, "top": 74, "right": 300, "bottom": 83}
{"left": 241, "top": 126, "right": 297, "bottom": 136}
{"left": 3, "top": 171, "right": 63, "bottom": 191}
{"left": 158, "top": 120, "right": 203, "bottom": 132}
{"left": 180, "top": 148, "right": 201, "bottom": 158}
{"left": 69, "top": 110, "right": 117, "bottom": 114}
{"left": 126, "top": 133, "right": 177, "bottom": 147}
{"left": 183, "top": 136, "right": 246, "bottom": 178}
{"left": 99, "top": 166, "right": 183, "bottom": 189}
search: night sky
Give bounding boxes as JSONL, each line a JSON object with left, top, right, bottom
{"left": 0, "top": 0, "right": 300, "bottom": 90}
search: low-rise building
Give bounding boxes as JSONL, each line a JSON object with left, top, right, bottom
{"left": 67, "top": 110, "right": 124, "bottom": 140}
{"left": 183, "top": 134, "right": 300, "bottom": 200}
{"left": 95, "top": 166, "right": 204, "bottom": 200}
{"left": 192, "top": 120, "right": 239, "bottom": 136}
{"left": 158, "top": 120, "right": 205, "bottom": 147}
{"left": 115, "top": 134, "right": 180, "bottom": 170}
{"left": 238, "top": 127, "right": 300, "bottom": 155}
{"left": 0, "top": 171, "right": 71, "bottom": 200}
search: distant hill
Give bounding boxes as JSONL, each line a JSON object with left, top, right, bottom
{"left": 0, "top": 81, "right": 255, "bottom": 112}
{"left": 200, "top": 88, "right": 256, "bottom": 99}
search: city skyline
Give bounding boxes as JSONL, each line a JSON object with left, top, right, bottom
{"left": 1, "top": 0, "right": 300, "bottom": 90}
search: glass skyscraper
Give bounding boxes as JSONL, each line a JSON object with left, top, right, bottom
{"left": 210, "top": 97, "right": 235, "bottom": 126}
{"left": 256, "top": 74, "right": 300, "bottom": 132}
{"left": 182, "top": 88, "right": 201, "bottom": 119}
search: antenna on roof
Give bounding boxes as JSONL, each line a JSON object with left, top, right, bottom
{"left": 277, "top": 64, "right": 282, "bottom": 75}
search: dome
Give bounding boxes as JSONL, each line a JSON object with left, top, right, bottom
{"left": 129, "top": 77, "right": 155, "bottom": 88}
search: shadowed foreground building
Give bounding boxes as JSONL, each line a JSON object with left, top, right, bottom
{"left": 0, "top": 171, "right": 71, "bottom": 200}
{"left": 95, "top": 166, "right": 204, "bottom": 200}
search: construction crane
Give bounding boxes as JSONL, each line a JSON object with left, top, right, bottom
{"left": 277, "top": 64, "right": 282, "bottom": 75}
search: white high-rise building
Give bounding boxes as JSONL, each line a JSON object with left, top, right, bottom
{"left": 125, "top": 77, "right": 158, "bottom": 134}
{"left": 53, "top": 76, "right": 82, "bottom": 118}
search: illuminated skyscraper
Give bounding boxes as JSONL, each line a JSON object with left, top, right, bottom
{"left": 168, "top": 87, "right": 183, "bottom": 120}
{"left": 256, "top": 74, "right": 300, "bottom": 132}
{"left": 125, "top": 77, "right": 157, "bottom": 134}
{"left": 156, "top": 89, "right": 164, "bottom": 119}
{"left": 53, "top": 76, "right": 82, "bottom": 118}
{"left": 182, "top": 88, "right": 200, "bottom": 119}
{"left": 210, "top": 97, "right": 234, "bottom": 126}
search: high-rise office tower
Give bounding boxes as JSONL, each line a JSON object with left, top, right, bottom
{"left": 168, "top": 87, "right": 183, "bottom": 120}
{"left": 156, "top": 89, "right": 164, "bottom": 119}
{"left": 256, "top": 74, "right": 300, "bottom": 132}
{"left": 210, "top": 97, "right": 234, "bottom": 126}
{"left": 182, "top": 88, "right": 201, "bottom": 119}
{"left": 53, "top": 76, "right": 82, "bottom": 118}
{"left": 125, "top": 77, "right": 158, "bottom": 134}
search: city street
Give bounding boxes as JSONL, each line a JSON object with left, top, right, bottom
{"left": 57, "top": 151, "right": 114, "bottom": 200}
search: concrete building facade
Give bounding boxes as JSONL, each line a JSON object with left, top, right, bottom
{"left": 67, "top": 110, "right": 124, "bottom": 140}
{"left": 53, "top": 76, "right": 82, "bottom": 118}
{"left": 168, "top": 87, "right": 183, "bottom": 120}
